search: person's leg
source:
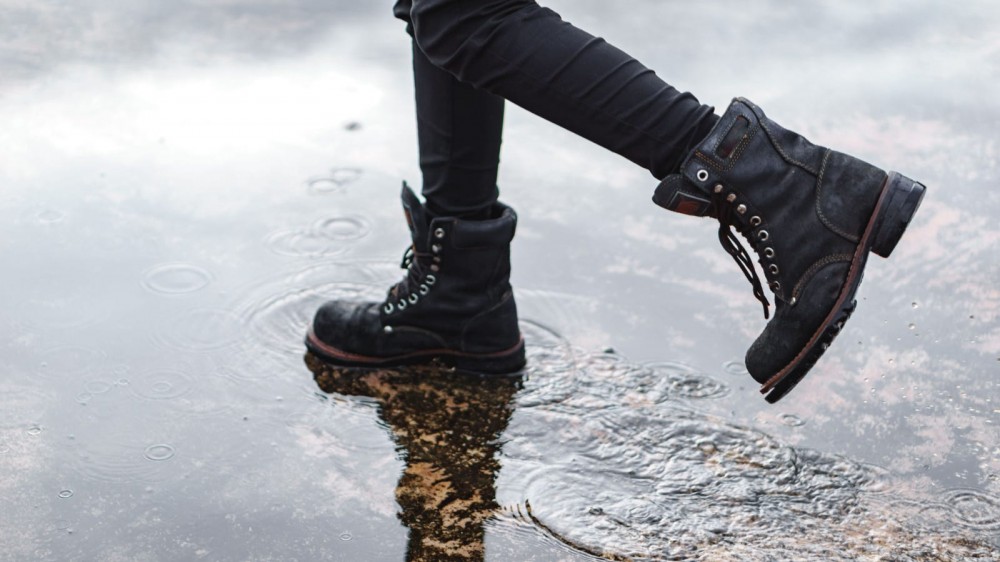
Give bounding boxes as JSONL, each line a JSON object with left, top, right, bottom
{"left": 305, "top": 2, "right": 525, "bottom": 375}
{"left": 402, "top": 0, "right": 924, "bottom": 402}
{"left": 396, "top": 0, "right": 505, "bottom": 218}
{"left": 406, "top": 0, "right": 718, "bottom": 179}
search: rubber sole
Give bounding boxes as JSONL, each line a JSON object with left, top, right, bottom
{"left": 760, "top": 172, "right": 926, "bottom": 403}
{"left": 304, "top": 329, "right": 527, "bottom": 375}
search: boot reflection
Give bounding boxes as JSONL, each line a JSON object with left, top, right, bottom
{"left": 305, "top": 354, "right": 522, "bottom": 562}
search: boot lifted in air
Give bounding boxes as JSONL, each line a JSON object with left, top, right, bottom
{"left": 654, "top": 98, "right": 925, "bottom": 403}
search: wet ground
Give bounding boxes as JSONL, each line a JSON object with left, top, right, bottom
{"left": 2, "top": 1, "right": 999, "bottom": 560}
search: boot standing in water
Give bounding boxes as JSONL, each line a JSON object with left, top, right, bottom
{"left": 306, "top": 0, "right": 925, "bottom": 403}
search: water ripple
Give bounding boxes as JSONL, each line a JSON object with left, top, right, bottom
{"left": 130, "top": 369, "right": 195, "bottom": 400}
{"left": 140, "top": 263, "right": 213, "bottom": 295}
{"left": 944, "top": 488, "right": 1000, "bottom": 530}
{"left": 154, "top": 308, "right": 242, "bottom": 352}
{"left": 492, "top": 345, "right": 994, "bottom": 559}
{"left": 306, "top": 168, "right": 362, "bottom": 194}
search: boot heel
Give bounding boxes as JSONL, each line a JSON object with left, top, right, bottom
{"left": 870, "top": 172, "right": 926, "bottom": 258}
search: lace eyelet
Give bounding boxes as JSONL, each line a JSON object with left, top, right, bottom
{"left": 769, "top": 264, "right": 779, "bottom": 275}
{"left": 713, "top": 184, "right": 724, "bottom": 193}
{"left": 726, "top": 193, "right": 737, "bottom": 203}
{"left": 750, "top": 216, "right": 762, "bottom": 227}
{"left": 764, "top": 247, "right": 775, "bottom": 258}
{"left": 419, "top": 284, "right": 429, "bottom": 295}
{"left": 770, "top": 281, "right": 781, "bottom": 291}
{"left": 397, "top": 300, "right": 407, "bottom": 310}
{"left": 434, "top": 228, "right": 445, "bottom": 239}
{"left": 431, "top": 244, "right": 442, "bottom": 254}
{"left": 408, "top": 294, "right": 419, "bottom": 304}
{"left": 697, "top": 169, "right": 710, "bottom": 182}
{"left": 383, "top": 303, "right": 394, "bottom": 314}
{"left": 426, "top": 275, "right": 437, "bottom": 285}
{"left": 430, "top": 264, "right": 440, "bottom": 272}
{"left": 758, "top": 230, "right": 770, "bottom": 241}
{"left": 736, "top": 204, "right": 747, "bottom": 214}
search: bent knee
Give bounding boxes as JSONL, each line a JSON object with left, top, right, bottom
{"left": 409, "top": 0, "right": 535, "bottom": 72}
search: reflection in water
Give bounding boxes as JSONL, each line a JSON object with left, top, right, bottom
{"left": 306, "top": 355, "right": 520, "bottom": 562}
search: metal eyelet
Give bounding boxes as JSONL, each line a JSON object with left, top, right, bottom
{"left": 383, "top": 326, "right": 394, "bottom": 334}
{"left": 736, "top": 204, "right": 747, "bottom": 215}
{"left": 770, "top": 281, "right": 781, "bottom": 291}
{"left": 758, "top": 230, "right": 770, "bottom": 241}
{"left": 431, "top": 244, "right": 442, "bottom": 254}
{"left": 750, "top": 216, "right": 762, "bottom": 227}
{"left": 769, "top": 264, "right": 779, "bottom": 275}
{"left": 696, "top": 169, "right": 710, "bottom": 182}
{"left": 764, "top": 247, "right": 775, "bottom": 258}
{"left": 383, "top": 302, "right": 394, "bottom": 314}
{"left": 790, "top": 297, "right": 798, "bottom": 306}
{"left": 426, "top": 275, "right": 437, "bottom": 285}
{"left": 713, "top": 184, "right": 724, "bottom": 194}
{"left": 397, "top": 300, "right": 407, "bottom": 310}
{"left": 430, "top": 264, "right": 440, "bottom": 272}
{"left": 434, "top": 228, "right": 445, "bottom": 239}
{"left": 419, "top": 284, "right": 429, "bottom": 295}
{"left": 726, "top": 193, "right": 737, "bottom": 203}
{"left": 408, "top": 294, "right": 419, "bottom": 304}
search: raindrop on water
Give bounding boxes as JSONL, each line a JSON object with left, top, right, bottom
{"left": 339, "top": 532, "right": 353, "bottom": 541}
{"left": 779, "top": 413, "right": 806, "bottom": 427}
{"left": 141, "top": 263, "right": 213, "bottom": 295}
{"left": 26, "top": 425, "right": 42, "bottom": 436}
{"left": 58, "top": 490, "right": 73, "bottom": 499}
{"left": 143, "top": 444, "right": 176, "bottom": 462}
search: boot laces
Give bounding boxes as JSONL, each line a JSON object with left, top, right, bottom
{"left": 387, "top": 245, "right": 435, "bottom": 306}
{"left": 713, "top": 192, "right": 771, "bottom": 319}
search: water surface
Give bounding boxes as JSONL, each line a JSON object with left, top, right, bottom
{"left": 2, "top": 1, "right": 998, "bottom": 560}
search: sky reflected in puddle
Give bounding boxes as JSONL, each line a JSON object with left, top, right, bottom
{"left": 2, "top": 1, "right": 998, "bottom": 560}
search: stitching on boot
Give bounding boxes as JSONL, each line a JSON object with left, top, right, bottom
{"left": 791, "top": 253, "right": 854, "bottom": 302}
{"left": 693, "top": 127, "right": 758, "bottom": 174}
{"left": 815, "top": 150, "right": 861, "bottom": 243}
{"left": 757, "top": 118, "right": 820, "bottom": 176}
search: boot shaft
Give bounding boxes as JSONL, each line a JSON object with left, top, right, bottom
{"left": 665, "top": 98, "right": 888, "bottom": 305}
{"left": 387, "top": 184, "right": 517, "bottom": 337}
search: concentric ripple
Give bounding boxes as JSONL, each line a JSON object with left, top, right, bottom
{"left": 490, "top": 345, "right": 995, "bottom": 559}
{"left": 647, "top": 362, "right": 729, "bottom": 400}
{"left": 314, "top": 216, "right": 370, "bottom": 241}
{"left": 943, "top": 489, "right": 1000, "bottom": 530}
{"left": 143, "top": 444, "right": 176, "bottom": 462}
{"left": 306, "top": 167, "right": 362, "bottom": 194}
{"left": 266, "top": 215, "right": 371, "bottom": 258}
{"left": 130, "top": 369, "right": 196, "bottom": 400}
{"left": 140, "top": 263, "right": 213, "bottom": 295}
{"left": 155, "top": 308, "right": 242, "bottom": 351}
{"left": 264, "top": 228, "right": 351, "bottom": 258}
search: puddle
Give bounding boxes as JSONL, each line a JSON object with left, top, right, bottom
{"left": 1, "top": 1, "right": 997, "bottom": 560}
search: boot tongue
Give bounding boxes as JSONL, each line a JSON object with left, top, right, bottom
{"left": 400, "top": 182, "right": 431, "bottom": 250}
{"left": 652, "top": 175, "right": 716, "bottom": 218}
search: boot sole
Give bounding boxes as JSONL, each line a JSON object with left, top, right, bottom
{"left": 304, "top": 329, "right": 527, "bottom": 375}
{"left": 760, "top": 171, "right": 926, "bottom": 403}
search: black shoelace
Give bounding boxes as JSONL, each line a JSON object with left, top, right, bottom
{"left": 389, "top": 245, "right": 433, "bottom": 300}
{"left": 713, "top": 194, "right": 771, "bottom": 319}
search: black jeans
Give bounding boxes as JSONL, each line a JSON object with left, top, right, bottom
{"left": 393, "top": 0, "right": 718, "bottom": 217}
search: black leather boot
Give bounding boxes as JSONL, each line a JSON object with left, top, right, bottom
{"left": 306, "top": 184, "right": 525, "bottom": 374}
{"left": 654, "top": 98, "right": 925, "bottom": 403}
